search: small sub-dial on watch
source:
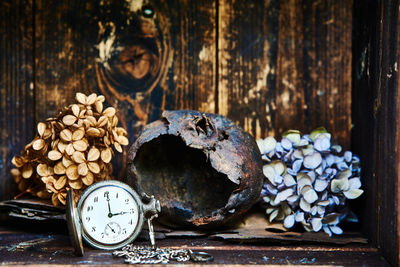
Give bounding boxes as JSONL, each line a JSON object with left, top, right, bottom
{"left": 104, "top": 222, "right": 121, "bottom": 239}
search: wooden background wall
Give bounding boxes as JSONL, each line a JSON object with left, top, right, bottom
{"left": 0, "top": 0, "right": 352, "bottom": 201}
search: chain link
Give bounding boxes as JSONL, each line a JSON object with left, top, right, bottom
{"left": 113, "top": 214, "right": 212, "bottom": 264}
{"left": 113, "top": 245, "right": 192, "bottom": 264}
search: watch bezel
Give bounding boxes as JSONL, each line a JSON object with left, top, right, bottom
{"left": 66, "top": 189, "right": 84, "bottom": 256}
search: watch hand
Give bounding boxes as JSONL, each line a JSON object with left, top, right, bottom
{"left": 111, "top": 211, "right": 128, "bottom": 216}
{"left": 107, "top": 224, "right": 115, "bottom": 233}
{"left": 107, "top": 197, "right": 112, "bottom": 218}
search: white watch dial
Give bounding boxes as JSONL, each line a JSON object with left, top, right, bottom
{"left": 80, "top": 185, "right": 140, "bottom": 245}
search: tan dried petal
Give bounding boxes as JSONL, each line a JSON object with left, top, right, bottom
{"left": 104, "top": 135, "right": 110, "bottom": 146}
{"left": 66, "top": 143, "right": 75, "bottom": 155}
{"left": 37, "top": 163, "right": 49, "bottom": 177}
{"left": 60, "top": 129, "right": 73, "bottom": 142}
{"left": 87, "top": 147, "right": 100, "bottom": 161}
{"left": 95, "top": 101, "right": 103, "bottom": 113}
{"left": 82, "top": 172, "right": 94, "bottom": 186}
{"left": 79, "top": 109, "right": 86, "bottom": 118}
{"left": 73, "top": 140, "right": 88, "bottom": 152}
{"left": 112, "top": 116, "right": 118, "bottom": 127}
{"left": 62, "top": 156, "right": 74, "bottom": 168}
{"left": 63, "top": 115, "right": 77, "bottom": 126}
{"left": 103, "top": 107, "right": 116, "bottom": 117}
{"left": 97, "top": 116, "right": 108, "bottom": 127}
{"left": 58, "top": 192, "right": 67, "bottom": 205}
{"left": 54, "top": 175, "right": 67, "bottom": 190}
{"left": 83, "top": 119, "right": 91, "bottom": 128}
{"left": 58, "top": 142, "right": 67, "bottom": 153}
{"left": 85, "top": 116, "right": 97, "bottom": 126}
{"left": 114, "top": 142, "right": 123, "bottom": 153}
{"left": 76, "top": 92, "right": 87, "bottom": 105}
{"left": 112, "top": 130, "right": 119, "bottom": 141}
{"left": 55, "top": 121, "right": 64, "bottom": 131}
{"left": 12, "top": 156, "right": 26, "bottom": 167}
{"left": 97, "top": 95, "right": 105, "bottom": 103}
{"left": 48, "top": 150, "right": 62, "bottom": 161}
{"left": 87, "top": 127, "right": 101, "bottom": 137}
{"left": 72, "top": 129, "right": 85, "bottom": 141}
{"left": 37, "top": 122, "right": 47, "bottom": 136}
{"left": 54, "top": 161, "right": 66, "bottom": 175}
{"left": 22, "top": 164, "right": 33, "bottom": 179}
{"left": 42, "top": 128, "right": 52, "bottom": 139}
{"left": 98, "top": 128, "right": 106, "bottom": 137}
{"left": 101, "top": 148, "right": 112, "bottom": 163}
{"left": 66, "top": 165, "right": 79, "bottom": 180}
{"left": 51, "top": 139, "right": 59, "bottom": 150}
{"left": 75, "top": 120, "right": 83, "bottom": 128}
{"left": 69, "top": 179, "right": 83, "bottom": 189}
{"left": 111, "top": 116, "right": 118, "bottom": 128}
{"left": 51, "top": 193, "right": 60, "bottom": 206}
{"left": 41, "top": 175, "right": 54, "bottom": 184}
{"left": 46, "top": 180, "right": 57, "bottom": 193}
{"left": 86, "top": 93, "right": 97, "bottom": 105}
{"left": 78, "top": 163, "right": 89, "bottom": 176}
{"left": 87, "top": 162, "right": 100, "bottom": 174}
{"left": 72, "top": 151, "right": 86, "bottom": 163}
{"left": 10, "top": 168, "right": 21, "bottom": 178}
{"left": 116, "top": 127, "right": 128, "bottom": 136}
{"left": 33, "top": 138, "right": 45, "bottom": 150}
{"left": 72, "top": 104, "right": 80, "bottom": 117}
{"left": 118, "top": 136, "right": 129, "bottom": 146}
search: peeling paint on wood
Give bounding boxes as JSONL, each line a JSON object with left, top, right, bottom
{"left": 218, "top": 0, "right": 352, "bottom": 148}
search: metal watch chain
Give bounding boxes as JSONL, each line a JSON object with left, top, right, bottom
{"left": 113, "top": 215, "right": 213, "bottom": 264}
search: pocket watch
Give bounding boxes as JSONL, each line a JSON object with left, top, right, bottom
{"left": 66, "top": 180, "right": 160, "bottom": 256}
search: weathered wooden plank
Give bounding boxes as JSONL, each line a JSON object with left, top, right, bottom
{"left": 372, "top": 1, "right": 400, "bottom": 265}
{"left": 352, "top": 0, "right": 379, "bottom": 251}
{"left": 0, "top": 227, "right": 391, "bottom": 266}
{"left": 218, "top": 0, "right": 352, "bottom": 148}
{"left": 353, "top": 0, "right": 400, "bottom": 265}
{"left": 34, "top": 0, "right": 215, "bottom": 136}
{"left": 0, "top": 0, "right": 34, "bottom": 201}
{"left": 34, "top": 0, "right": 216, "bottom": 179}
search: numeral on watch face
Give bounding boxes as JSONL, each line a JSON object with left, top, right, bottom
{"left": 80, "top": 185, "right": 140, "bottom": 246}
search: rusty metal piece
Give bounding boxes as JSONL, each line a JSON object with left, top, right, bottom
{"left": 127, "top": 110, "right": 263, "bottom": 228}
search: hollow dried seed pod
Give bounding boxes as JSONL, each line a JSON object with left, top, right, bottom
{"left": 127, "top": 110, "right": 264, "bottom": 228}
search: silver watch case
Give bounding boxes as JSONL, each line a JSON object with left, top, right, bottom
{"left": 66, "top": 180, "right": 160, "bottom": 256}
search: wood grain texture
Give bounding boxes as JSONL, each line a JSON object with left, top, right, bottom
{"left": 34, "top": 0, "right": 215, "bottom": 135}
{"left": 0, "top": 0, "right": 34, "bottom": 201}
{"left": 32, "top": 0, "right": 216, "bottom": 181}
{"left": 353, "top": 0, "right": 400, "bottom": 265}
{"left": 352, "top": 0, "right": 379, "bottom": 250}
{"left": 0, "top": 225, "right": 391, "bottom": 266}
{"left": 374, "top": 1, "right": 400, "bottom": 265}
{"left": 218, "top": 0, "right": 352, "bottom": 148}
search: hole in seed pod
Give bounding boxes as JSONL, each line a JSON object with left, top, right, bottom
{"left": 133, "top": 135, "right": 238, "bottom": 225}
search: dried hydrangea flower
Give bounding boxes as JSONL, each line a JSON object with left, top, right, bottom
{"left": 11, "top": 92, "right": 129, "bottom": 206}
{"left": 258, "top": 127, "right": 363, "bottom": 236}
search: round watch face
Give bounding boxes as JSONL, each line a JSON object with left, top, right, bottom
{"left": 77, "top": 181, "right": 143, "bottom": 250}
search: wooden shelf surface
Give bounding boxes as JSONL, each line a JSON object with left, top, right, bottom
{"left": 0, "top": 224, "right": 390, "bottom": 266}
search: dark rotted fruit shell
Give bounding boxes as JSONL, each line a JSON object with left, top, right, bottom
{"left": 127, "top": 110, "right": 263, "bottom": 228}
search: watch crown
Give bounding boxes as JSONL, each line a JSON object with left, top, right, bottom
{"left": 143, "top": 196, "right": 161, "bottom": 219}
